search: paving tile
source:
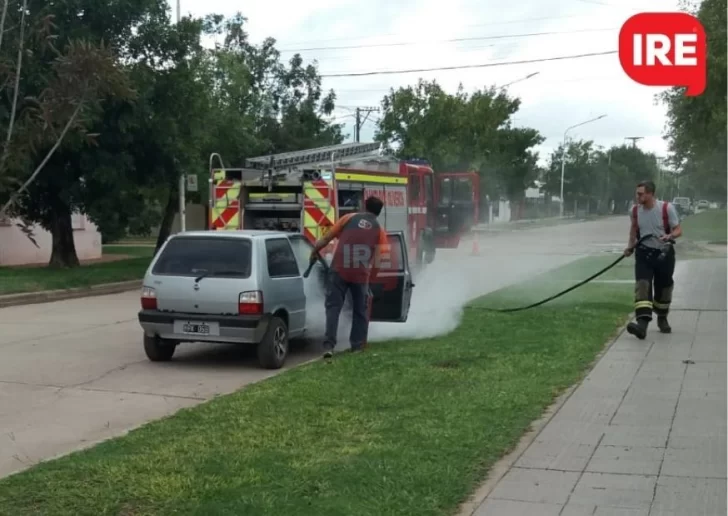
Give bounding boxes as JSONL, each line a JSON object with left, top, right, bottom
{"left": 535, "top": 420, "right": 606, "bottom": 446}
{"left": 561, "top": 503, "right": 649, "bottom": 516}
{"left": 585, "top": 444, "right": 663, "bottom": 475}
{"left": 627, "top": 377, "right": 683, "bottom": 394}
{"left": 473, "top": 498, "right": 562, "bottom": 516}
{"left": 689, "top": 343, "right": 727, "bottom": 363}
{"left": 581, "top": 359, "right": 640, "bottom": 391}
{"left": 609, "top": 397, "right": 676, "bottom": 426}
{"left": 601, "top": 424, "right": 669, "bottom": 448}
{"left": 632, "top": 362, "right": 686, "bottom": 381}
{"left": 650, "top": 475, "right": 727, "bottom": 516}
{"left": 670, "top": 416, "right": 727, "bottom": 439}
{"left": 694, "top": 310, "right": 727, "bottom": 335}
{"left": 678, "top": 388, "right": 724, "bottom": 401}
{"left": 515, "top": 440, "right": 595, "bottom": 472}
{"left": 554, "top": 396, "right": 622, "bottom": 425}
{"left": 667, "top": 435, "right": 727, "bottom": 452}
{"left": 601, "top": 349, "right": 649, "bottom": 362}
{"left": 567, "top": 472, "right": 656, "bottom": 510}
{"left": 682, "top": 362, "right": 727, "bottom": 392}
{"left": 661, "top": 445, "right": 727, "bottom": 478}
{"left": 487, "top": 467, "right": 579, "bottom": 505}
{"left": 673, "top": 397, "right": 727, "bottom": 422}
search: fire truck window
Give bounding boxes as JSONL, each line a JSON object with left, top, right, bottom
{"left": 265, "top": 238, "right": 300, "bottom": 277}
{"left": 339, "top": 190, "right": 362, "bottom": 211}
{"left": 424, "top": 175, "right": 434, "bottom": 205}
{"left": 381, "top": 234, "right": 405, "bottom": 272}
{"left": 453, "top": 178, "right": 472, "bottom": 202}
{"left": 408, "top": 176, "right": 420, "bottom": 202}
{"left": 439, "top": 177, "right": 452, "bottom": 204}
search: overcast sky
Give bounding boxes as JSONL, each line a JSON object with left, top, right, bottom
{"left": 175, "top": 0, "right": 681, "bottom": 166}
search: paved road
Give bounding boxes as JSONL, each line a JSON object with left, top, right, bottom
{"left": 468, "top": 258, "right": 727, "bottom": 516}
{"left": 0, "top": 217, "right": 629, "bottom": 478}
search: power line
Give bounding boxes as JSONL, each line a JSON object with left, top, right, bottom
{"left": 279, "top": 27, "right": 617, "bottom": 52}
{"left": 273, "top": 10, "right": 639, "bottom": 47}
{"left": 320, "top": 50, "right": 617, "bottom": 78}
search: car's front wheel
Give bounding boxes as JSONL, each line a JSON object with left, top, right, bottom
{"left": 143, "top": 334, "right": 177, "bottom": 361}
{"left": 257, "top": 316, "right": 289, "bottom": 369}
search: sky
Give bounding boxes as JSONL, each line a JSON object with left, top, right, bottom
{"left": 174, "top": 0, "right": 682, "bottom": 166}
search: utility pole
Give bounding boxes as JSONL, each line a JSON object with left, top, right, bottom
{"left": 625, "top": 136, "right": 643, "bottom": 148}
{"left": 176, "top": 0, "right": 186, "bottom": 232}
{"left": 353, "top": 106, "right": 379, "bottom": 143}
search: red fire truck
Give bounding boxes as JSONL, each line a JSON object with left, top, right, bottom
{"left": 208, "top": 142, "right": 479, "bottom": 266}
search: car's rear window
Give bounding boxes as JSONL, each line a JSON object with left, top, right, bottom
{"left": 152, "top": 236, "right": 252, "bottom": 278}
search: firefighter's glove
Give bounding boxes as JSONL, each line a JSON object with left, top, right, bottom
{"left": 309, "top": 251, "right": 319, "bottom": 264}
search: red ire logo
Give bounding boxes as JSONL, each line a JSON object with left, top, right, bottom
{"left": 619, "top": 12, "right": 707, "bottom": 96}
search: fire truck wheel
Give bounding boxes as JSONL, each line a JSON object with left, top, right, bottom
{"left": 257, "top": 316, "right": 289, "bottom": 369}
{"left": 143, "top": 334, "right": 177, "bottom": 362}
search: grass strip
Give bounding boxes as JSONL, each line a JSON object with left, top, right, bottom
{"left": 0, "top": 256, "right": 632, "bottom": 516}
{"left": 680, "top": 209, "right": 726, "bottom": 242}
{"left": 0, "top": 247, "right": 154, "bottom": 295}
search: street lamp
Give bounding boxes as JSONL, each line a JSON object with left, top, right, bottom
{"left": 559, "top": 114, "right": 608, "bottom": 218}
{"left": 498, "top": 72, "right": 540, "bottom": 90}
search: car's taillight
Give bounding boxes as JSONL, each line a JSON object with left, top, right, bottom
{"left": 239, "top": 291, "right": 263, "bottom": 315}
{"left": 141, "top": 286, "right": 157, "bottom": 310}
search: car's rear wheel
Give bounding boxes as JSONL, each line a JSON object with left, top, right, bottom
{"left": 144, "top": 334, "right": 177, "bottom": 362}
{"left": 257, "top": 317, "right": 289, "bottom": 369}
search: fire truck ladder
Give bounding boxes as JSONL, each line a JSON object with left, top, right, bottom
{"left": 244, "top": 142, "right": 383, "bottom": 170}
{"left": 245, "top": 143, "right": 382, "bottom": 239}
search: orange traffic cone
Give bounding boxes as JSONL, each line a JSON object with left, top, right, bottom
{"left": 471, "top": 233, "right": 480, "bottom": 256}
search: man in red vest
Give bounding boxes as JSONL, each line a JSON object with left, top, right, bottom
{"left": 310, "top": 196, "right": 391, "bottom": 358}
{"left": 623, "top": 180, "right": 682, "bottom": 339}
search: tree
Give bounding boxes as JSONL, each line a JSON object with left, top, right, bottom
{"left": 0, "top": 2, "right": 134, "bottom": 220}
{"left": 0, "top": 0, "right": 169, "bottom": 267}
{"left": 660, "top": 0, "right": 727, "bottom": 200}
{"left": 375, "top": 79, "right": 543, "bottom": 218}
{"left": 542, "top": 141, "right": 661, "bottom": 214}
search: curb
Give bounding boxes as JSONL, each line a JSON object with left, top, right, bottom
{"left": 456, "top": 316, "right": 631, "bottom": 516}
{"left": 0, "top": 280, "right": 142, "bottom": 309}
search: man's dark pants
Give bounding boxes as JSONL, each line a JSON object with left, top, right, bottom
{"left": 634, "top": 245, "right": 676, "bottom": 321}
{"left": 323, "top": 269, "right": 370, "bottom": 352}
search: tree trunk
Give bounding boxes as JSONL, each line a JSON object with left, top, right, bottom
{"left": 155, "top": 186, "right": 178, "bottom": 255}
{"left": 48, "top": 207, "right": 80, "bottom": 268}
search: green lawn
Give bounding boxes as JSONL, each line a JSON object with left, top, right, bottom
{"left": 0, "top": 256, "right": 633, "bottom": 516}
{"left": 0, "top": 245, "right": 155, "bottom": 296}
{"left": 681, "top": 209, "right": 727, "bottom": 243}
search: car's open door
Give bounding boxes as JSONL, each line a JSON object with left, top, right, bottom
{"left": 369, "top": 231, "right": 414, "bottom": 323}
{"left": 433, "top": 172, "right": 480, "bottom": 248}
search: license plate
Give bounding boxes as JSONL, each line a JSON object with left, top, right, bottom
{"left": 174, "top": 320, "right": 220, "bottom": 336}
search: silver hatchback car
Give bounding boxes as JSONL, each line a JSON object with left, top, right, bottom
{"left": 137, "top": 230, "right": 414, "bottom": 369}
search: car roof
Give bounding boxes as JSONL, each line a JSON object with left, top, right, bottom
{"left": 172, "top": 230, "right": 295, "bottom": 240}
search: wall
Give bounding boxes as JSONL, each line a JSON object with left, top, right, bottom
{"left": 170, "top": 203, "right": 207, "bottom": 234}
{"left": 0, "top": 214, "right": 101, "bottom": 266}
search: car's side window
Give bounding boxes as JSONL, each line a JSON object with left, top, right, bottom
{"left": 380, "top": 233, "right": 405, "bottom": 272}
{"left": 287, "top": 236, "right": 315, "bottom": 274}
{"left": 265, "top": 238, "right": 300, "bottom": 278}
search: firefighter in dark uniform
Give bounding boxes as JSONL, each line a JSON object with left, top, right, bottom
{"left": 623, "top": 180, "right": 683, "bottom": 339}
{"left": 310, "top": 196, "right": 390, "bottom": 358}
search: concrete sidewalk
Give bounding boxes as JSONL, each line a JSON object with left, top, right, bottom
{"left": 467, "top": 258, "right": 727, "bottom": 516}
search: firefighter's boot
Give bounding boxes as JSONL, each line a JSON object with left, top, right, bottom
{"left": 657, "top": 316, "right": 672, "bottom": 334}
{"left": 626, "top": 318, "right": 649, "bottom": 340}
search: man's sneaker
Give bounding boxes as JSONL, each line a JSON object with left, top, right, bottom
{"left": 657, "top": 316, "right": 672, "bottom": 334}
{"left": 626, "top": 319, "right": 648, "bottom": 340}
{"left": 323, "top": 350, "right": 333, "bottom": 359}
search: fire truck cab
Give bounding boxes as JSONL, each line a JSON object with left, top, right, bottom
{"left": 208, "top": 142, "right": 479, "bottom": 268}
